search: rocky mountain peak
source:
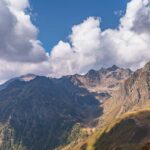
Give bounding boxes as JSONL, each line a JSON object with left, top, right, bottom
{"left": 19, "top": 73, "right": 37, "bottom": 82}
{"left": 67, "top": 66, "right": 132, "bottom": 103}
{"left": 86, "top": 69, "right": 99, "bottom": 78}
{"left": 107, "top": 65, "right": 119, "bottom": 72}
{"left": 143, "top": 61, "right": 150, "bottom": 72}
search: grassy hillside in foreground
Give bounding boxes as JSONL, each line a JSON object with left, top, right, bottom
{"left": 70, "top": 108, "right": 150, "bottom": 150}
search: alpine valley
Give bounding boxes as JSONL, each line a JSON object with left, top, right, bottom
{"left": 1, "top": 61, "right": 150, "bottom": 150}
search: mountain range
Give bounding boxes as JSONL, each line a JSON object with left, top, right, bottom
{"left": 0, "top": 62, "right": 150, "bottom": 150}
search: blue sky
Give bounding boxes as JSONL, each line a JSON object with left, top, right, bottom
{"left": 29, "top": 0, "right": 128, "bottom": 51}
{"left": 0, "top": 0, "right": 150, "bottom": 82}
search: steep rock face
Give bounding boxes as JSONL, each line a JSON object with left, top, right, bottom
{"left": 123, "top": 62, "right": 150, "bottom": 103}
{"left": 0, "top": 76, "right": 101, "bottom": 150}
{"left": 99, "top": 62, "right": 150, "bottom": 128}
{"left": 117, "top": 62, "right": 150, "bottom": 114}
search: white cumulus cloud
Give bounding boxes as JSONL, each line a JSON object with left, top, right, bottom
{"left": 49, "top": 0, "right": 150, "bottom": 77}
{"left": 0, "top": 0, "right": 150, "bottom": 82}
{"left": 50, "top": 17, "right": 102, "bottom": 76}
{"left": 0, "top": 0, "right": 48, "bottom": 62}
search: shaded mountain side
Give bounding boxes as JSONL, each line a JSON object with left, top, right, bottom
{"left": 0, "top": 76, "right": 101, "bottom": 150}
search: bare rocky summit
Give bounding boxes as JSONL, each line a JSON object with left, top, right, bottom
{"left": 69, "top": 65, "right": 132, "bottom": 102}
